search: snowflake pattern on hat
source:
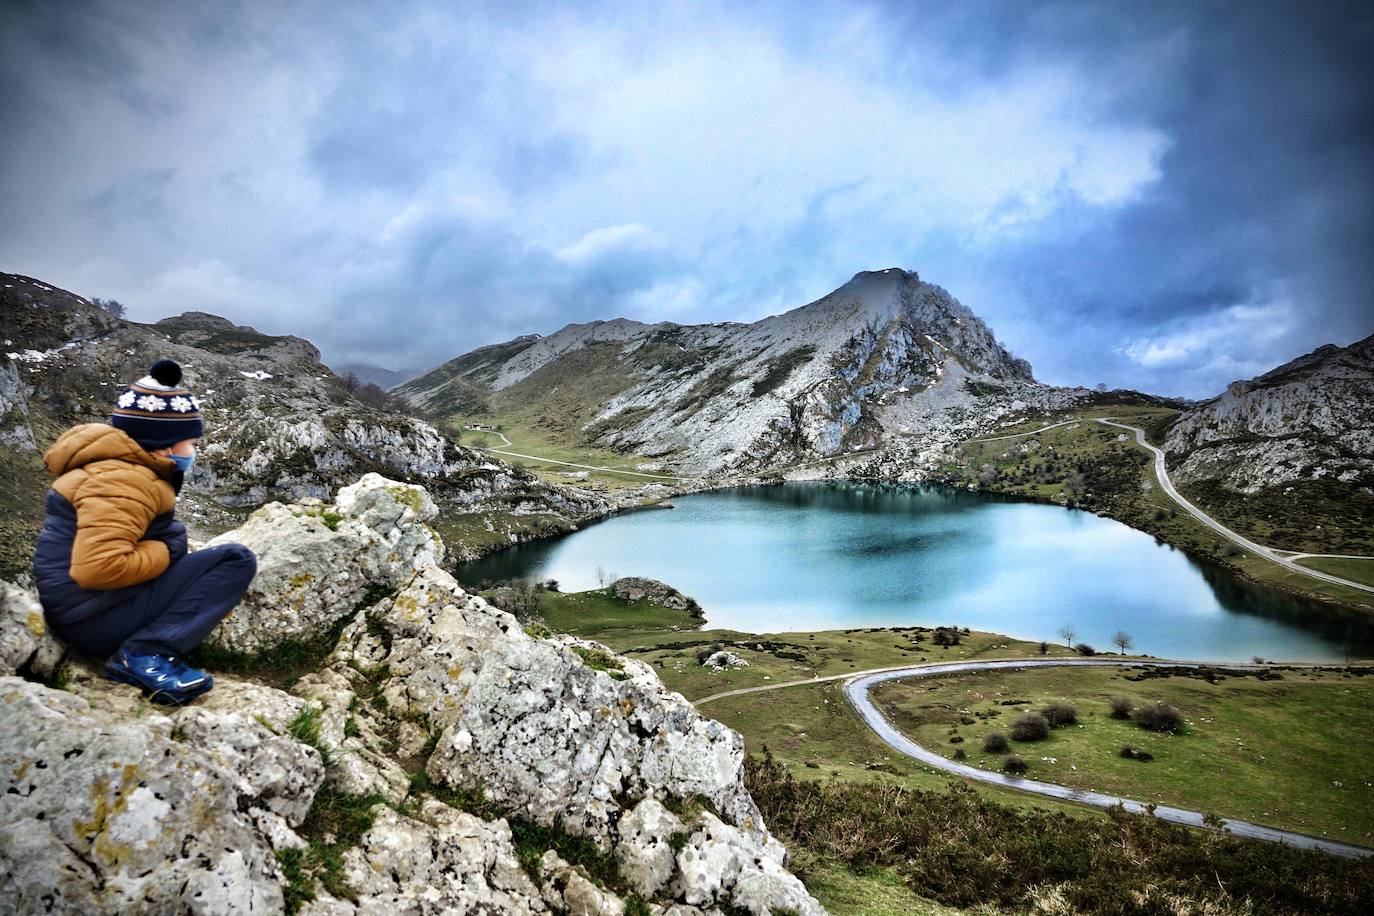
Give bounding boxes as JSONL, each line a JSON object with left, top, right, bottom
{"left": 110, "top": 358, "right": 204, "bottom": 450}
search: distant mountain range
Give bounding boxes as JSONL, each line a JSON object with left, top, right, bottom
{"left": 395, "top": 269, "right": 1099, "bottom": 475}
{"left": 329, "top": 362, "right": 424, "bottom": 390}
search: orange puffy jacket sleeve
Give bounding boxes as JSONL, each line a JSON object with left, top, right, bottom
{"left": 68, "top": 467, "right": 171, "bottom": 589}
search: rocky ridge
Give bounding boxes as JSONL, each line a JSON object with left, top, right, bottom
{"left": 395, "top": 269, "right": 1091, "bottom": 477}
{"left": 1163, "top": 334, "right": 1374, "bottom": 493}
{"left": 0, "top": 473, "right": 824, "bottom": 915}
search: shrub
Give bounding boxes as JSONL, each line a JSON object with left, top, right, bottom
{"left": 1010, "top": 712, "right": 1050, "bottom": 742}
{"left": 1074, "top": 643, "right": 1097, "bottom": 656}
{"left": 1041, "top": 702, "right": 1077, "bottom": 727}
{"left": 1037, "top": 641, "right": 1050, "bottom": 655}
{"left": 1134, "top": 702, "right": 1184, "bottom": 733}
{"left": 949, "top": 735, "right": 964, "bottom": 744}
{"left": 1002, "top": 756, "right": 1029, "bottom": 775}
{"left": 932, "top": 628, "right": 961, "bottom": 647}
{"left": 983, "top": 732, "right": 1010, "bottom": 754}
{"left": 1108, "top": 696, "right": 1133, "bottom": 720}
{"left": 1119, "top": 746, "right": 1137, "bottom": 759}
{"left": 952, "top": 748, "right": 967, "bottom": 761}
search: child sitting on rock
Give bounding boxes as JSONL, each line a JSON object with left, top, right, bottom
{"left": 32, "top": 358, "right": 257, "bottom": 704}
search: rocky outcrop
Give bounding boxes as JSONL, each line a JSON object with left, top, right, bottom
{"left": 1164, "top": 334, "right": 1374, "bottom": 493}
{"left": 0, "top": 472, "right": 824, "bottom": 915}
{"left": 203, "top": 473, "right": 444, "bottom": 652}
{"left": 701, "top": 650, "right": 749, "bottom": 670}
{"left": 0, "top": 674, "right": 325, "bottom": 914}
{"left": 611, "top": 576, "right": 703, "bottom": 614}
{"left": 0, "top": 578, "right": 63, "bottom": 678}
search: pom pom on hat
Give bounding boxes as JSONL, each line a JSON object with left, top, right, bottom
{"left": 149, "top": 358, "right": 183, "bottom": 387}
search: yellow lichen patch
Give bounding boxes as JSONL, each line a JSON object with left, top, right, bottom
{"left": 75, "top": 762, "right": 143, "bottom": 863}
{"left": 447, "top": 665, "right": 463, "bottom": 680}
{"left": 289, "top": 572, "right": 315, "bottom": 588}
{"left": 24, "top": 612, "right": 45, "bottom": 636}
{"left": 382, "top": 484, "right": 427, "bottom": 514}
{"left": 618, "top": 697, "right": 636, "bottom": 718}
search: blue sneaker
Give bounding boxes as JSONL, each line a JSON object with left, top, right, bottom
{"left": 104, "top": 648, "right": 214, "bottom": 704}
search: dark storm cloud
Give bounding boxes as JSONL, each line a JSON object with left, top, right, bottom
{"left": 0, "top": 0, "right": 1369, "bottom": 396}
{"left": 886, "top": 0, "right": 1374, "bottom": 392}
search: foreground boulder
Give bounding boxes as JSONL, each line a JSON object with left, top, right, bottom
{"left": 204, "top": 472, "right": 444, "bottom": 652}
{"left": 0, "top": 675, "right": 324, "bottom": 914}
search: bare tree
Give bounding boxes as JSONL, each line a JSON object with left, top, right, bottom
{"left": 1058, "top": 624, "right": 1076, "bottom": 648}
{"left": 93, "top": 297, "right": 127, "bottom": 317}
{"left": 595, "top": 565, "right": 607, "bottom": 588}
{"left": 1113, "top": 630, "right": 1133, "bottom": 655}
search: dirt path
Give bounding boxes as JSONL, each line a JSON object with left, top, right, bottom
{"left": 477, "top": 446, "right": 698, "bottom": 481}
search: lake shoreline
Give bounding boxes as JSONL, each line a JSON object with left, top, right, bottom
{"left": 458, "top": 480, "right": 1374, "bottom": 664}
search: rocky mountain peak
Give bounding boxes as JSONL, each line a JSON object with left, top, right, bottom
{"left": 154, "top": 310, "right": 240, "bottom": 329}
{"left": 396, "top": 266, "right": 1055, "bottom": 474}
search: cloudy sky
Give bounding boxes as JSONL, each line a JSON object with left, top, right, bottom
{"left": 2, "top": 0, "right": 1370, "bottom": 397}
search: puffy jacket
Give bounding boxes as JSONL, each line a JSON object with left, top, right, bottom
{"left": 33, "top": 423, "right": 189, "bottom": 626}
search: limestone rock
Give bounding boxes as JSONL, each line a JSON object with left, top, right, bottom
{"left": 335, "top": 564, "right": 767, "bottom": 851}
{"left": 292, "top": 667, "right": 414, "bottom": 803}
{"left": 173, "top": 707, "right": 326, "bottom": 826}
{"left": 0, "top": 579, "right": 63, "bottom": 678}
{"left": 617, "top": 798, "right": 687, "bottom": 898}
{"left": 338, "top": 798, "right": 547, "bottom": 914}
{"left": 674, "top": 812, "right": 825, "bottom": 916}
{"left": 203, "top": 473, "right": 444, "bottom": 652}
{"left": 701, "top": 650, "right": 749, "bottom": 670}
{"left": 611, "top": 577, "right": 702, "bottom": 614}
{"left": 538, "top": 850, "right": 624, "bottom": 915}
{"left": 0, "top": 676, "right": 313, "bottom": 914}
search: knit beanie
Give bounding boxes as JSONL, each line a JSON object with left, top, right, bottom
{"left": 110, "top": 358, "right": 205, "bottom": 451}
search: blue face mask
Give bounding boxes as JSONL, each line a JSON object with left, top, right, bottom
{"left": 169, "top": 452, "right": 195, "bottom": 474}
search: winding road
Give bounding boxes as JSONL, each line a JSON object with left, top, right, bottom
{"left": 842, "top": 658, "right": 1373, "bottom": 858}
{"left": 971, "top": 416, "right": 1374, "bottom": 595}
{"left": 700, "top": 657, "right": 1371, "bottom": 857}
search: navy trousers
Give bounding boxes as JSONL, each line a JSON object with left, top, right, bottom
{"left": 50, "top": 543, "right": 257, "bottom": 658}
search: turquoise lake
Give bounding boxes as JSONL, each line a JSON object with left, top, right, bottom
{"left": 457, "top": 482, "right": 1372, "bottom": 663}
